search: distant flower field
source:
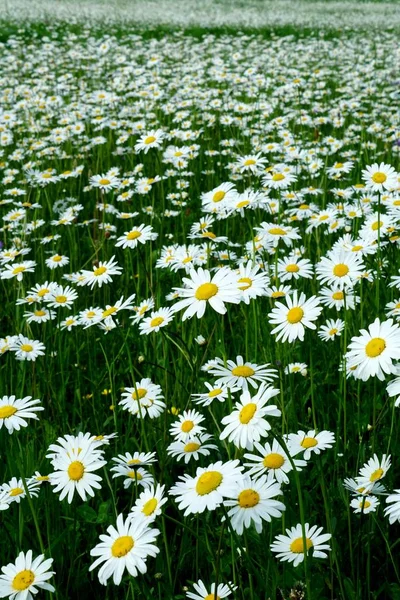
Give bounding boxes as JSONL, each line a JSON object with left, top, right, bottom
{"left": 1, "top": 21, "right": 400, "bottom": 600}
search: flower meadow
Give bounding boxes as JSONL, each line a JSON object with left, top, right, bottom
{"left": 1, "top": 22, "right": 400, "bottom": 600}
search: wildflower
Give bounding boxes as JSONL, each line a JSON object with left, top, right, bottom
{"left": 271, "top": 523, "right": 331, "bottom": 566}
{"left": 0, "top": 550, "right": 55, "bottom": 599}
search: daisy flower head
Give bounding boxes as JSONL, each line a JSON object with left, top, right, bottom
{"left": 318, "top": 318, "right": 345, "bottom": 341}
{"left": 186, "top": 580, "right": 237, "bottom": 600}
{"left": 0, "top": 550, "right": 55, "bottom": 599}
{"left": 357, "top": 454, "right": 391, "bottom": 492}
{"left": 48, "top": 440, "right": 106, "bottom": 503}
{"left": 384, "top": 490, "right": 400, "bottom": 524}
{"left": 362, "top": 162, "right": 398, "bottom": 192}
{"left": 343, "top": 477, "right": 386, "bottom": 497}
{"left": 224, "top": 475, "right": 285, "bottom": 534}
{"left": 277, "top": 255, "right": 313, "bottom": 282}
{"left": 284, "top": 362, "right": 308, "bottom": 376}
{"left": 244, "top": 439, "right": 307, "bottom": 484}
{"left": 138, "top": 307, "right": 174, "bottom": 335}
{"left": 110, "top": 464, "right": 154, "bottom": 490}
{"left": 130, "top": 297, "right": 155, "bottom": 324}
{"left": 134, "top": 129, "right": 165, "bottom": 154}
{"left": 167, "top": 433, "right": 218, "bottom": 463}
{"left": 219, "top": 383, "right": 281, "bottom": 450}
{"left": 115, "top": 224, "right": 158, "bottom": 249}
{"left": 119, "top": 379, "right": 165, "bottom": 419}
{"left": 0, "top": 395, "right": 43, "bottom": 434}
{"left": 262, "top": 168, "right": 297, "bottom": 189}
{"left": 1, "top": 261, "right": 36, "bottom": 282}
{"left": 201, "top": 182, "right": 238, "bottom": 217}
{"left": 191, "top": 383, "right": 234, "bottom": 406}
{"left": 24, "top": 308, "right": 56, "bottom": 324}
{"left": 236, "top": 261, "right": 269, "bottom": 304}
{"left": 169, "top": 459, "right": 244, "bottom": 516}
{"left": 270, "top": 523, "right": 331, "bottom": 566}
{"left": 318, "top": 286, "right": 359, "bottom": 311}
{"left": 79, "top": 256, "right": 122, "bottom": 289}
{"left": 316, "top": 249, "right": 364, "bottom": 290}
{"left": 255, "top": 222, "right": 301, "bottom": 248}
{"left": 45, "top": 253, "right": 69, "bottom": 269}
{"left": 89, "top": 513, "right": 160, "bottom": 585}
{"left": 350, "top": 495, "right": 379, "bottom": 514}
{"left": 172, "top": 267, "right": 242, "bottom": 321}
{"left": 90, "top": 172, "right": 121, "bottom": 191}
{"left": 345, "top": 318, "right": 400, "bottom": 381}
{"left": 129, "top": 484, "right": 167, "bottom": 524}
{"left": 268, "top": 291, "right": 322, "bottom": 343}
{"left": 10, "top": 335, "right": 46, "bottom": 361}
{"left": 207, "top": 355, "right": 277, "bottom": 391}
{"left": 235, "top": 152, "right": 267, "bottom": 174}
{"left": 288, "top": 430, "right": 335, "bottom": 460}
{"left": 169, "top": 409, "right": 206, "bottom": 441}
{"left": 45, "top": 285, "right": 78, "bottom": 309}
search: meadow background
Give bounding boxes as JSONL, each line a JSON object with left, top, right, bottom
{"left": 1, "top": 1, "right": 400, "bottom": 599}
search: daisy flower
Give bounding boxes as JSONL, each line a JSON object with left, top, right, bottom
{"left": 138, "top": 307, "right": 175, "bottom": 335}
{"left": 384, "top": 490, "right": 400, "bottom": 524}
{"left": 130, "top": 298, "right": 155, "bottom": 324}
{"left": 284, "top": 363, "right": 308, "bottom": 376}
{"left": 318, "top": 318, "right": 345, "bottom": 341}
{"left": 357, "top": 454, "right": 391, "bottom": 492}
{"left": 186, "top": 580, "right": 237, "bottom": 600}
{"left": 345, "top": 318, "right": 400, "bottom": 381}
{"left": 48, "top": 442, "right": 106, "bottom": 503}
{"left": 90, "top": 172, "right": 121, "bottom": 191}
{"left": 129, "top": 484, "right": 167, "bottom": 523}
{"left": 169, "top": 460, "right": 244, "bottom": 516}
{"left": 2, "top": 477, "right": 40, "bottom": 504}
{"left": 169, "top": 409, "right": 206, "bottom": 441}
{"left": 235, "top": 153, "right": 267, "bottom": 174}
{"left": 111, "top": 452, "right": 157, "bottom": 469}
{"left": 268, "top": 291, "right": 322, "bottom": 343}
{"left": 115, "top": 225, "right": 158, "bottom": 249}
{"left": 119, "top": 379, "right": 165, "bottom": 419}
{"left": 45, "top": 285, "right": 78, "bottom": 309}
{"left": 191, "top": 383, "right": 234, "bottom": 406}
{"left": 167, "top": 434, "right": 218, "bottom": 463}
{"left": 0, "top": 550, "right": 55, "bottom": 599}
{"left": 318, "top": 286, "right": 359, "bottom": 310}
{"left": 45, "top": 254, "right": 69, "bottom": 269}
{"left": 343, "top": 477, "right": 386, "bottom": 497}
{"left": 134, "top": 129, "right": 165, "bottom": 153}
{"left": 89, "top": 514, "right": 160, "bottom": 585}
{"left": 236, "top": 261, "right": 269, "bottom": 304}
{"left": 385, "top": 299, "right": 400, "bottom": 320}
{"left": 255, "top": 222, "right": 301, "bottom": 248}
{"left": 224, "top": 475, "right": 285, "bottom": 534}
{"left": 79, "top": 256, "right": 122, "bottom": 289}
{"left": 362, "top": 162, "right": 398, "bottom": 192}
{"left": 244, "top": 439, "right": 307, "bottom": 484}
{"left": 172, "top": 267, "right": 242, "bottom": 321}
{"left": 0, "top": 395, "right": 43, "bottom": 434}
{"left": 201, "top": 182, "right": 238, "bottom": 216}
{"left": 350, "top": 495, "right": 379, "bottom": 514}
{"left": 23, "top": 308, "right": 56, "bottom": 324}
{"left": 277, "top": 256, "right": 313, "bottom": 282}
{"left": 10, "top": 335, "right": 46, "bottom": 361}
{"left": 288, "top": 430, "right": 335, "bottom": 460}
{"left": 262, "top": 169, "right": 297, "bottom": 189}
{"left": 0, "top": 261, "right": 36, "bottom": 281}
{"left": 207, "top": 355, "right": 277, "bottom": 391}
{"left": 316, "top": 249, "right": 364, "bottom": 290}
{"left": 270, "top": 523, "right": 331, "bottom": 566}
{"left": 219, "top": 383, "right": 281, "bottom": 450}
{"left": 98, "top": 294, "right": 136, "bottom": 324}
{"left": 110, "top": 465, "right": 154, "bottom": 490}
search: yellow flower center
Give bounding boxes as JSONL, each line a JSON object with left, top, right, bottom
{"left": 271, "top": 291, "right": 285, "bottom": 298}
{"left": 272, "top": 173, "right": 285, "bottom": 181}
{"left": 370, "top": 468, "right": 384, "bottom": 482}
{"left": 365, "top": 337, "right": 386, "bottom": 358}
{"left": 181, "top": 420, "right": 194, "bottom": 433}
{"left": 290, "top": 537, "right": 313, "bottom": 553}
{"left": 10, "top": 487, "right": 24, "bottom": 497}
{"left": 55, "top": 295, "right": 67, "bottom": 304}
{"left": 20, "top": 344, "right": 33, "bottom": 352}
{"left": 238, "top": 489, "right": 260, "bottom": 508}
{"left": 208, "top": 388, "right": 222, "bottom": 397}
{"left": 13, "top": 266, "right": 26, "bottom": 274}
{"left": 52, "top": 255, "right": 62, "bottom": 262}
{"left": 333, "top": 264, "right": 349, "bottom": 277}
{"left": 237, "top": 200, "right": 250, "bottom": 208}
{"left": 287, "top": 307, "right": 304, "bottom": 324}
{"left": 0, "top": 405, "right": 17, "bottom": 419}
{"left": 94, "top": 266, "right": 107, "bottom": 276}
{"left": 150, "top": 316, "right": 164, "bottom": 328}
{"left": 299, "top": 204, "right": 309, "bottom": 210}
{"left": 244, "top": 159, "right": 256, "bottom": 166}
{"left": 301, "top": 437, "right": 318, "bottom": 449}
{"left": 335, "top": 162, "right": 344, "bottom": 168}
{"left": 363, "top": 500, "right": 371, "bottom": 509}
{"left": 182, "top": 257, "right": 192, "bottom": 264}
{"left": 142, "top": 498, "right": 158, "bottom": 516}
{"left": 128, "top": 471, "right": 143, "bottom": 480}
{"left": 268, "top": 227, "right": 286, "bottom": 235}
{"left": 202, "top": 232, "right": 217, "bottom": 239}
{"left": 34, "top": 310, "right": 46, "bottom": 317}
{"left": 184, "top": 442, "right": 201, "bottom": 452}
{"left": 127, "top": 231, "right": 142, "bottom": 240}
{"left": 263, "top": 453, "right": 285, "bottom": 469}
{"left": 102, "top": 306, "right": 117, "bottom": 317}
{"left": 205, "top": 595, "right": 221, "bottom": 600}
{"left": 131, "top": 388, "right": 147, "bottom": 400}
{"left": 37, "top": 288, "right": 49, "bottom": 297}
{"left": 196, "top": 471, "right": 223, "bottom": 495}
{"left": 352, "top": 245, "right": 363, "bottom": 252}
{"left": 231, "top": 365, "right": 255, "bottom": 378}
{"left": 371, "top": 220, "right": 383, "bottom": 231}
{"left": 238, "top": 277, "right": 253, "bottom": 290}
{"left": 111, "top": 535, "right": 134, "bottom": 557}
{"left": 12, "top": 570, "right": 35, "bottom": 591}
{"left": 329, "top": 328, "right": 338, "bottom": 336}
{"left": 195, "top": 282, "right": 218, "bottom": 301}
{"left": 67, "top": 461, "right": 84, "bottom": 481}
{"left": 128, "top": 459, "right": 141, "bottom": 465}
{"left": 372, "top": 172, "right": 387, "bottom": 184}
{"left": 212, "top": 190, "right": 226, "bottom": 203}
{"left": 144, "top": 136, "right": 156, "bottom": 145}
{"left": 239, "top": 403, "right": 257, "bottom": 424}
{"left": 332, "top": 291, "right": 344, "bottom": 300}
{"left": 98, "top": 178, "right": 111, "bottom": 185}
{"left": 285, "top": 264, "right": 299, "bottom": 273}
